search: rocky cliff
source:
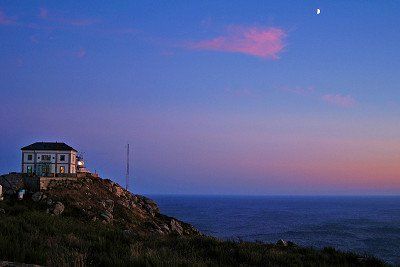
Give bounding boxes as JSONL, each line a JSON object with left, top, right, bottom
{"left": 0, "top": 173, "right": 200, "bottom": 237}
{"left": 0, "top": 173, "right": 385, "bottom": 266}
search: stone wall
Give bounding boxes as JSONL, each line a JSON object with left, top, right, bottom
{"left": 0, "top": 173, "right": 79, "bottom": 193}
{"left": 0, "top": 173, "right": 25, "bottom": 194}
{"left": 39, "top": 177, "right": 78, "bottom": 190}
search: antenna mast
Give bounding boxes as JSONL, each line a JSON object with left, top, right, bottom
{"left": 126, "top": 143, "right": 130, "bottom": 191}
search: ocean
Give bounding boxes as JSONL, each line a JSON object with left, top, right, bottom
{"left": 151, "top": 195, "right": 400, "bottom": 264}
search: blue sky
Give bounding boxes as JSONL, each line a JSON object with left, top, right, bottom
{"left": 1, "top": 1, "right": 400, "bottom": 195}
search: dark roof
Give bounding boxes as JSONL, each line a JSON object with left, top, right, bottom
{"left": 21, "top": 142, "right": 77, "bottom": 152}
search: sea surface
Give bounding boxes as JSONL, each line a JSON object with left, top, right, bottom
{"left": 151, "top": 195, "right": 400, "bottom": 264}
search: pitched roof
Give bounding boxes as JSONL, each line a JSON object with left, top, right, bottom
{"left": 21, "top": 142, "right": 77, "bottom": 152}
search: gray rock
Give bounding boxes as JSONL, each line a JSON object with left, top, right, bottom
{"left": 123, "top": 229, "right": 136, "bottom": 238}
{"left": 52, "top": 202, "right": 65, "bottom": 215}
{"left": 112, "top": 185, "right": 124, "bottom": 197}
{"left": 32, "top": 192, "right": 46, "bottom": 202}
{"left": 170, "top": 219, "right": 183, "bottom": 235}
{"left": 276, "top": 239, "right": 288, "bottom": 246}
{"left": 46, "top": 198, "right": 53, "bottom": 206}
{"left": 117, "top": 199, "right": 129, "bottom": 208}
{"left": 156, "top": 229, "right": 165, "bottom": 235}
{"left": 100, "top": 211, "right": 113, "bottom": 223}
{"left": 161, "top": 223, "right": 170, "bottom": 232}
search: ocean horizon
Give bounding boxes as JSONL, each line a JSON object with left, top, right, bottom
{"left": 151, "top": 195, "right": 400, "bottom": 264}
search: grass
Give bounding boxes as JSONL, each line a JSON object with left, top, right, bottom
{"left": 0, "top": 200, "right": 388, "bottom": 266}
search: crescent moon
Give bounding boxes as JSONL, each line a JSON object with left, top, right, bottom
{"left": 316, "top": 8, "right": 321, "bottom": 15}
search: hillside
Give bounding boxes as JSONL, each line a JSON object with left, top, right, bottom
{"left": 0, "top": 174, "right": 387, "bottom": 266}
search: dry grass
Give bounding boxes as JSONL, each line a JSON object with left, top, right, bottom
{"left": 0, "top": 199, "right": 388, "bottom": 266}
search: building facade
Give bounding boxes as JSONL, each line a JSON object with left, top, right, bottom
{"left": 21, "top": 142, "right": 78, "bottom": 176}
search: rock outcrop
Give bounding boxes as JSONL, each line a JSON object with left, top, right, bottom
{"left": 51, "top": 201, "right": 65, "bottom": 216}
{"left": 7, "top": 173, "right": 200, "bottom": 236}
{"left": 31, "top": 192, "right": 46, "bottom": 202}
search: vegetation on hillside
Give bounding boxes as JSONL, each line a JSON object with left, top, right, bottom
{"left": 0, "top": 173, "right": 200, "bottom": 236}
{"left": 0, "top": 200, "right": 386, "bottom": 266}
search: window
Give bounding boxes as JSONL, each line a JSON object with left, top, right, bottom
{"left": 27, "top": 166, "right": 32, "bottom": 173}
{"left": 41, "top": 164, "right": 50, "bottom": 175}
{"left": 60, "top": 155, "right": 66, "bottom": 161}
{"left": 41, "top": 155, "right": 51, "bottom": 161}
{"left": 27, "top": 154, "right": 33, "bottom": 161}
{"left": 60, "top": 166, "right": 65, "bottom": 174}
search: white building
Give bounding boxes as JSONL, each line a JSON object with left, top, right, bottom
{"left": 21, "top": 142, "right": 78, "bottom": 176}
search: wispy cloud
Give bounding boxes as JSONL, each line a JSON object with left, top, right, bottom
{"left": 185, "top": 25, "right": 287, "bottom": 59}
{"left": 281, "top": 86, "right": 357, "bottom": 108}
{"left": 38, "top": 7, "right": 98, "bottom": 27}
{"left": 280, "top": 86, "right": 315, "bottom": 96}
{"left": 0, "top": 9, "right": 16, "bottom": 25}
{"left": 321, "top": 94, "right": 357, "bottom": 108}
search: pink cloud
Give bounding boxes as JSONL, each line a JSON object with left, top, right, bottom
{"left": 186, "top": 26, "right": 287, "bottom": 59}
{"left": 38, "top": 7, "right": 98, "bottom": 27}
{"left": 321, "top": 94, "right": 357, "bottom": 108}
{"left": 280, "top": 86, "right": 357, "bottom": 108}
{"left": 280, "top": 86, "right": 315, "bottom": 96}
{"left": 0, "top": 10, "right": 15, "bottom": 25}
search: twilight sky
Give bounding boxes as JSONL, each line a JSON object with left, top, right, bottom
{"left": 1, "top": 1, "right": 400, "bottom": 195}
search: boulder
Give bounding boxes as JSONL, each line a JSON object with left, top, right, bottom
{"left": 276, "top": 239, "right": 288, "bottom": 247}
{"left": 32, "top": 192, "right": 47, "bottom": 202}
{"left": 52, "top": 202, "right": 65, "bottom": 215}
{"left": 139, "top": 197, "right": 159, "bottom": 214}
{"left": 117, "top": 199, "right": 129, "bottom": 208}
{"left": 100, "top": 211, "right": 113, "bottom": 223}
{"left": 161, "top": 223, "right": 170, "bottom": 232}
{"left": 123, "top": 229, "right": 136, "bottom": 239}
